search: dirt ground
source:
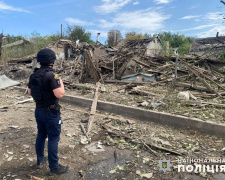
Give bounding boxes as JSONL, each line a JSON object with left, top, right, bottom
{"left": 0, "top": 88, "right": 225, "bottom": 180}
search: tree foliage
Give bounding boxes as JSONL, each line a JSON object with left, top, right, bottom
{"left": 66, "top": 25, "right": 92, "bottom": 43}
{"left": 125, "top": 31, "right": 145, "bottom": 41}
{"left": 29, "top": 31, "right": 60, "bottom": 50}
{"left": 156, "top": 32, "right": 195, "bottom": 56}
{"left": 143, "top": 33, "right": 152, "bottom": 38}
{"left": 107, "top": 30, "right": 123, "bottom": 47}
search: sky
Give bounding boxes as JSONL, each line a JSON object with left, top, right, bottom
{"left": 0, "top": 0, "right": 225, "bottom": 44}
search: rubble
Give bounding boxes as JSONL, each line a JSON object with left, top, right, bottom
{"left": 3, "top": 38, "right": 224, "bottom": 123}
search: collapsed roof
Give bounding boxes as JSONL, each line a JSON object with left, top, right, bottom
{"left": 190, "top": 35, "right": 225, "bottom": 59}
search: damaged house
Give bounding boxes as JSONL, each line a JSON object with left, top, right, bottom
{"left": 111, "top": 37, "right": 163, "bottom": 82}
{"left": 190, "top": 33, "right": 225, "bottom": 59}
{"left": 1, "top": 39, "right": 34, "bottom": 62}
{"left": 46, "top": 39, "right": 80, "bottom": 60}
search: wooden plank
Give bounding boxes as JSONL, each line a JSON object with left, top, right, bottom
{"left": 69, "top": 55, "right": 81, "bottom": 82}
{"left": 183, "top": 61, "right": 220, "bottom": 96}
{"left": 104, "top": 80, "right": 150, "bottom": 84}
{"left": 86, "top": 82, "right": 101, "bottom": 135}
{"left": 175, "top": 82, "right": 210, "bottom": 92}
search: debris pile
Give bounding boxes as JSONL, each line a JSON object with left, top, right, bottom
{"left": 1, "top": 38, "right": 225, "bottom": 122}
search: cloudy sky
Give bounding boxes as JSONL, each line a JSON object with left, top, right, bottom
{"left": 0, "top": 0, "right": 225, "bottom": 43}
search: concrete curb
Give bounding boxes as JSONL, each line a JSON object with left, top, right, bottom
{"left": 14, "top": 86, "right": 225, "bottom": 137}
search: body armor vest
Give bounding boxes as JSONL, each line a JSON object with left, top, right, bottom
{"left": 30, "top": 68, "right": 57, "bottom": 105}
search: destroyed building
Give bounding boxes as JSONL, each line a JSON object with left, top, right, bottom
{"left": 190, "top": 33, "right": 225, "bottom": 59}
{"left": 46, "top": 39, "right": 78, "bottom": 60}
{"left": 1, "top": 39, "right": 34, "bottom": 62}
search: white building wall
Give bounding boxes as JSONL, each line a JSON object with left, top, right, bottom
{"left": 145, "top": 38, "right": 162, "bottom": 57}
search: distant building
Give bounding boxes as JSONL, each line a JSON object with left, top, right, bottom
{"left": 190, "top": 33, "right": 225, "bottom": 59}
{"left": 145, "top": 37, "right": 163, "bottom": 57}
{"left": 118, "top": 37, "right": 163, "bottom": 57}
{"left": 46, "top": 39, "right": 77, "bottom": 60}
{"left": 1, "top": 39, "right": 34, "bottom": 61}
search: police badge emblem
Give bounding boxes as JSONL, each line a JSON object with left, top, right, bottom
{"left": 54, "top": 73, "right": 59, "bottom": 79}
{"left": 158, "top": 158, "right": 172, "bottom": 173}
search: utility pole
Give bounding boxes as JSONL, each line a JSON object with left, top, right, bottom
{"left": 0, "top": 33, "right": 3, "bottom": 60}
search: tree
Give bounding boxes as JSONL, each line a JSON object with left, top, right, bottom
{"left": 157, "top": 32, "right": 195, "bottom": 56}
{"left": 66, "top": 25, "right": 92, "bottom": 43}
{"left": 144, "top": 33, "right": 152, "bottom": 38}
{"left": 107, "top": 30, "right": 123, "bottom": 47}
{"left": 125, "top": 31, "right": 145, "bottom": 41}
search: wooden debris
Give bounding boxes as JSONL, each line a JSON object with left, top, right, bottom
{"left": 86, "top": 82, "right": 101, "bottom": 135}
{"left": 183, "top": 62, "right": 221, "bottom": 96}
{"left": 26, "top": 174, "right": 44, "bottom": 180}
{"left": 102, "top": 124, "right": 182, "bottom": 156}
{"left": 130, "top": 86, "right": 160, "bottom": 97}
{"left": 83, "top": 50, "right": 101, "bottom": 81}
{"left": 104, "top": 80, "right": 149, "bottom": 84}
{"left": 7, "top": 54, "right": 36, "bottom": 64}
{"left": 175, "top": 82, "right": 210, "bottom": 92}
{"left": 141, "top": 139, "right": 158, "bottom": 156}
{"left": 16, "top": 98, "right": 33, "bottom": 104}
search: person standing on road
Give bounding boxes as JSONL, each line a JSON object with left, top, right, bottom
{"left": 28, "top": 48, "right": 69, "bottom": 175}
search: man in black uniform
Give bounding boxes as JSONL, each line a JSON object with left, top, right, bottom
{"left": 28, "top": 48, "right": 69, "bottom": 175}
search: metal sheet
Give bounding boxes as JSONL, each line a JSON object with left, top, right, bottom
{"left": 0, "top": 75, "right": 20, "bottom": 90}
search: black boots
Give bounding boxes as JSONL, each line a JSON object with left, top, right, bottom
{"left": 49, "top": 164, "right": 69, "bottom": 175}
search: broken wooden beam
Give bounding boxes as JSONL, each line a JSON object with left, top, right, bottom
{"left": 183, "top": 61, "right": 221, "bottom": 96}
{"left": 104, "top": 80, "right": 150, "bottom": 84}
{"left": 175, "top": 82, "right": 210, "bottom": 92}
{"left": 84, "top": 49, "right": 101, "bottom": 81}
{"left": 86, "top": 82, "right": 101, "bottom": 135}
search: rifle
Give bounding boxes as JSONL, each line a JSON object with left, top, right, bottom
{"left": 25, "top": 58, "right": 37, "bottom": 94}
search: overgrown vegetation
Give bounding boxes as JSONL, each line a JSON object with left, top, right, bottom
{"left": 2, "top": 34, "right": 24, "bottom": 45}
{"left": 0, "top": 31, "right": 60, "bottom": 64}
{"left": 125, "top": 31, "right": 145, "bottom": 41}
{"left": 156, "top": 32, "right": 195, "bottom": 57}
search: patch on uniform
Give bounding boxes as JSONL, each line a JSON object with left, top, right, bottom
{"left": 54, "top": 73, "right": 59, "bottom": 80}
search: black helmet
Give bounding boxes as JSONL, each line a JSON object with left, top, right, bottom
{"left": 37, "top": 48, "right": 56, "bottom": 65}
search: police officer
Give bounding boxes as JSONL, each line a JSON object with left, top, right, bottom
{"left": 28, "top": 48, "right": 69, "bottom": 175}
